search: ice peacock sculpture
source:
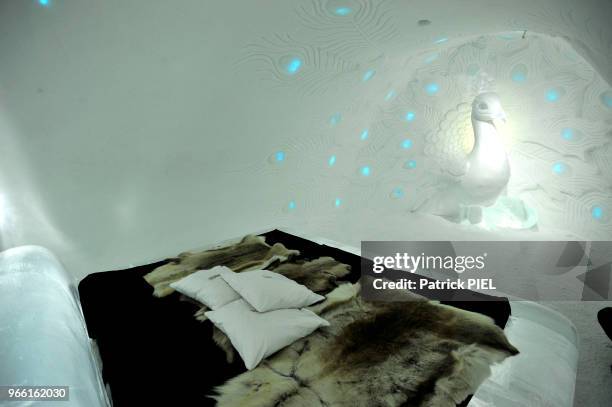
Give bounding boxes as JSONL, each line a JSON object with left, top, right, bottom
{"left": 414, "top": 91, "right": 537, "bottom": 229}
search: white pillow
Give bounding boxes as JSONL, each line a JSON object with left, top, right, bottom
{"left": 205, "top": 299, "right": 329, "bottom": 370}
{"left": 220, "top": 269, "right": 325, "bottom": 312}
{"left": 169, "top": 266, "right": 240, "bottom": 310}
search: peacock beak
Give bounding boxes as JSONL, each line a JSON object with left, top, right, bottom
{"left": 492, "top": 110, "right": 507, "bottom": 129}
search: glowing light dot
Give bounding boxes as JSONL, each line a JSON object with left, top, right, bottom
{"left": 512, "top": 73, "right": 526, "bottom": 82}
{"left": 405, "top": 159, "right": 417, "bottom": 169}
{"left": 275, "top": 151, "right": 285, "bottom": 162}
{"left": 561, "top": 128, "right": 574, "bottom": 140}
{"left": 499, "top": 32, "right": 519, "bottom": 40}
{"left": 38, "top": 0, "right": 49, "bottom": 5}
{"left": 392, "top": 188, "right": 405, "bottom": 198}
{"left": 552, "top": 162, "right": 567, "bottom": 174}
{"left": 424, "top": 54, "right": 438, "bottom": 64}
{"left": 360, "top": 129, "right": 369, "bottom": 140}
{"left": 360, "top": 166, "right": 371, "bottom": 176}
{"left": 334, "top": 198, "right": 342, "bottom": 207}
{"left": 362, "top": 69, "right": 375, "bottom": 82}
{"left": 385, "top": 90, "right": 396, "bottom": 101}
{"left": 425, "top": 82, "right": 440, "bottom": 95}
{"left": 546, "top": 89, "right": 560, "bottom": 102}
{"left": 592, "top": 206, "right": 603, "bottom": 220}
{"left": 601, "top": 91, "right": 612, "bottom": 108}
{"left": 288, "top": 200, "right": 296, "bottom": 210}
{"left": 405, "top": 111, "right": 416, "bottom": 122}
{"left": 286, "top": 58, "right": 302, "bottom": 75}
{"left": 401, "top": 139, "right": 413, "bottom": 149}
{"left": 334, "top": 7, "right": 352, "bottom": 16}
{"left": 328, "top": 155, "right": 337, "bottom": 166}
{"left": 330, "top": 113, "right": 341, "bottom": 126}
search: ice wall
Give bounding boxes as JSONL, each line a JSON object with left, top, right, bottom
{"left": 0, "top": 0, "right": 610, "bottom": 279}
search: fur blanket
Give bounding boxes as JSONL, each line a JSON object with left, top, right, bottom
{"left": 211, "top": 284, "right": 519, "bottom": 407}
{"left": 144, "top": 235, "right": 299, "bottom": 297}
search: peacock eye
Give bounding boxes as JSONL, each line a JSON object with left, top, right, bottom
{"left": 478, "top": 102, "right": 488, "bottom": 110}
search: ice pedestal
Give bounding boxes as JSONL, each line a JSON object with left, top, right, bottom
{"left": 460, "top": 196, "right": 539, "bottom": 230}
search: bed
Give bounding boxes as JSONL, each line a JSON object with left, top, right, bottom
{"left": 0, "top": 230, "right": 579, "bottom": 406}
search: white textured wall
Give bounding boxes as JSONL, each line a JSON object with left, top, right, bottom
{"left": 0, "top": 0, "right": 611, "bottom": 279}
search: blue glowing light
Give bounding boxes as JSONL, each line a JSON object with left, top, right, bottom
{"left": 601, "top": 91, "right": 612, "bottom": 108}
{"left": 425, "top": 82, "right": 440, "bottom": 95}
{"left": 385, "top": 90, "right": 396, "bottom": 101}
{"left": 499, "top": 32, "right": 520, "bottom": 40}
{"left": 363, "top": 69, "right": 375, "bottom": 82}
{"left": 360, "top": 129, "right": 369, "bottom": 140}
{"left": 434, "top": 37, "right": 448, "bottom": 44}
{"left": 334, "top": 198, "right": 342, "bottom": 207}
{"left": 552, "top": 162, "right": 567, "bottom": 174}
{"left": 330, "top": 113, "right": 341, "bottom": 126}
{"left": 392, "top": 187, "right": 405, "bottom": 199}
{"left": 424, "top": 54, "right": 438, "bottom": 64}
{"left": 334, "top": 7, "right": 352, "bottom": 16}
{"left": 401, "top": 139, "right": 413, "bottom": 149}
{"left": 546, "top": 89, "right": 560, "bottom": 102}
{"left": 405, "top": 111, "right": 416, "bottom": 122}
{"left": 38, "top": 0, "right": 50, "bottom": 6}
{"left": 328, "top": 155, "right": 337, "bottom": 166}
{"left": 405, "top": 159, "right": 417, "bottom": 169}
{"left": 511, "top": 65, "right": 528, "bottom": 84}
{"left": 512, "top": 72, "right": 526, "bottom": 82}
{"left": 510, "top": 64, "right": 528, "bottom": 83}
{"left": 360, "top": 166, "right": 371, "bottom": 176}
{"left": 286, "top": 58, "right": 302, "bottom": 75}
{"left": 275, "top": 151, "right": 285, "bottom": 162}
{"left": 561, "top": 128, "right": 574, "bottom": 141}
{"left": 592, "top": 206, "right": 603, "bottom": 220}
{"left": 288, "top": 200, "right": 296, "bottom": 210}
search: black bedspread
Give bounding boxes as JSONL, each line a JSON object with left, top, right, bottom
{"left": 78, "top": 230, "right": 511, "bottom": 406}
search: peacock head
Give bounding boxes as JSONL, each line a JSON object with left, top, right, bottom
{"left": 472, "top": 92, "right": 507, "bottom": 125}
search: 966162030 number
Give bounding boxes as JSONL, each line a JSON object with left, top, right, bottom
{"left": 0, "top": 386, "right": 69, "bottom": 401}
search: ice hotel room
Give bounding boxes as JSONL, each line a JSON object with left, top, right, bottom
{"left": 1, "top": 0, "right": 611, "bottom": 406}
